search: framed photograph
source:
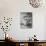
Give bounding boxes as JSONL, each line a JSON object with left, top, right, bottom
{"left": 20, "top": 12, "right": 32, "bottom": 29}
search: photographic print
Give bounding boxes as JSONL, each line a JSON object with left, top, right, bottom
{"left": 20, "top": 12, "right": 32, "bottom": 29}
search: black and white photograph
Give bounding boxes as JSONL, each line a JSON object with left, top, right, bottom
{"left": 20, "top": 12, "right": 32, "bottom": 29}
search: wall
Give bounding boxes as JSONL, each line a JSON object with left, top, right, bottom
{"left": 0, "top": 0, "right": 46, "bottom": 40}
